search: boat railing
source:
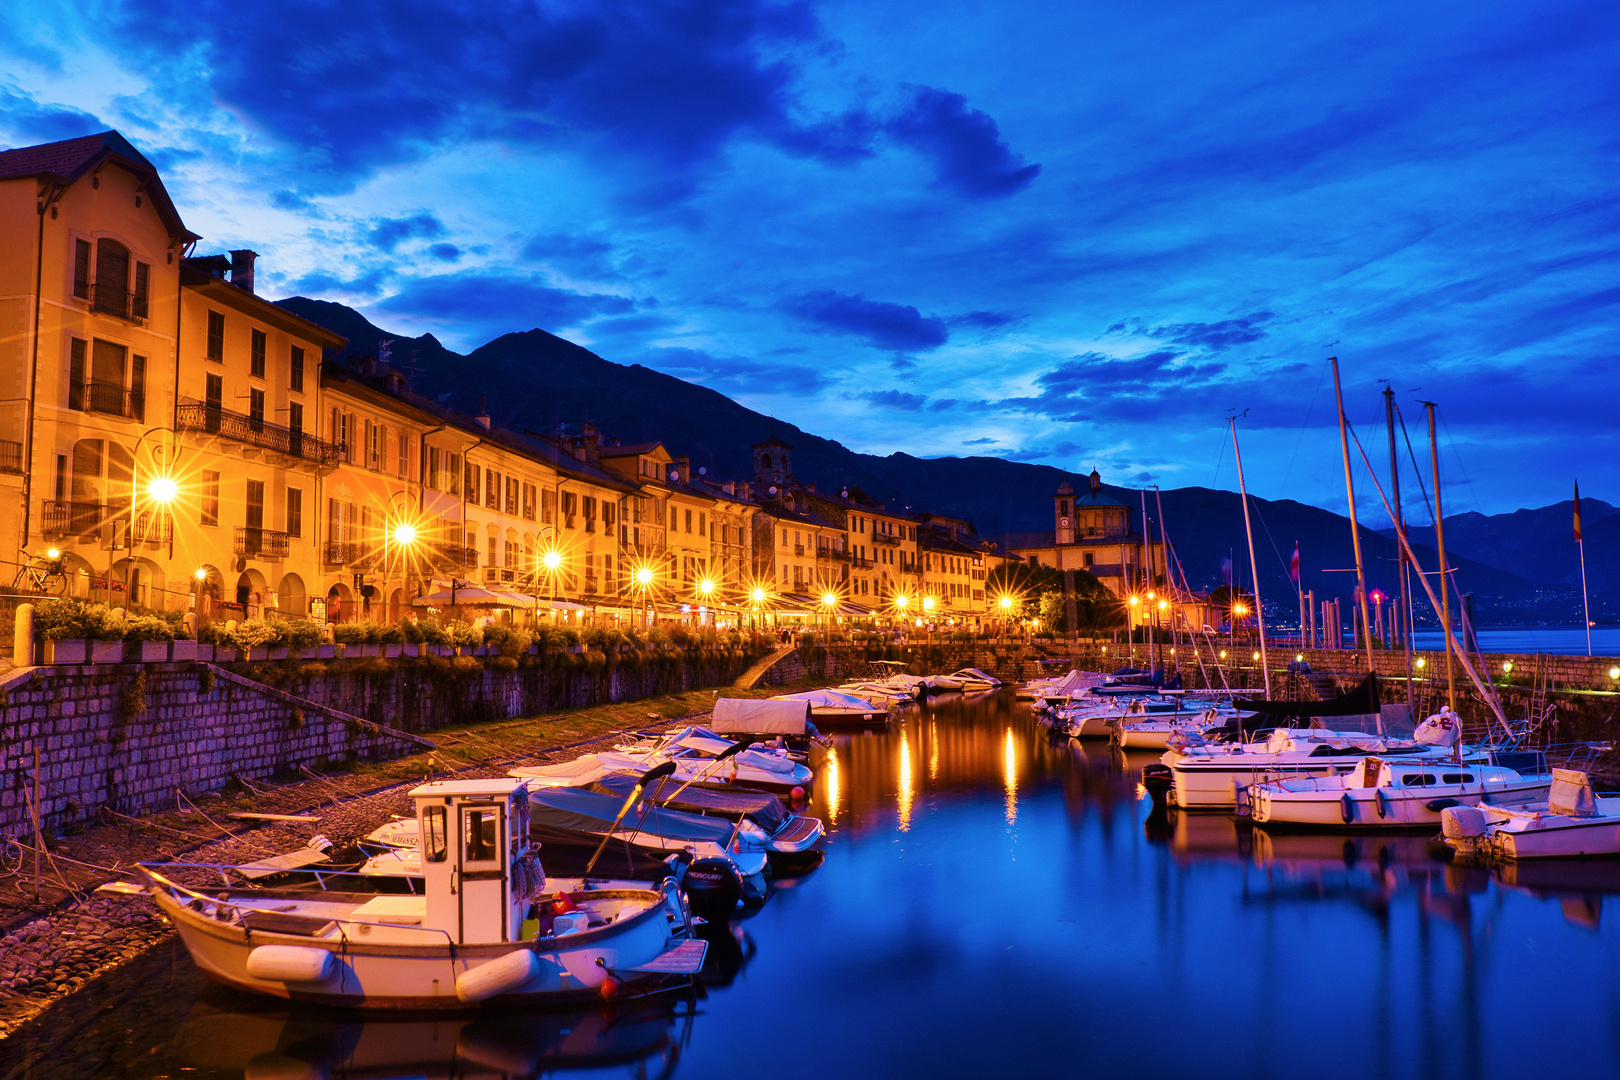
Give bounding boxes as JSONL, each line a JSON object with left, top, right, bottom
{"left": 138, "top": 863, "right": 460, "bottom": 949}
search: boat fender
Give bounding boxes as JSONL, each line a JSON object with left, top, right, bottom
{"left": 1233, "top": 785, "right": 1251, "bottom": 818}
{"left": 245, "top": 945, "right": 334, "bottom": 983}
{"left": 1441, "top": 805, "right": 1487, "bottom": 840}
{"left": 455, "top": 948, "right": 540, "bottom": 1003}
{"left": 1375, "top": 788, "right": 1391, "bottom": 820}
{"left": 1426, "top": 797, "right": 1460, "bottom": 813}
{"left": 1340, "top": 793, "right": 1356, "bottom": 825}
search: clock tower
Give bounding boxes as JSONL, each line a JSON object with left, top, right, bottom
{"left": 1054, "top": 480, "right": 1075, "bottom": 545}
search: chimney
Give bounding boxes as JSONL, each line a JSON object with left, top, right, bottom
{"left": 806, "top": 482, "right": 816, "bottom": 494}
{"left": 723, "top": 481, "right": 735, "bottom": 496}
{"left": 580, "top": 422, "right": 600, "bottom": 464}
{"left": 229, "top": 249, "right": 258, "bottom": 294}
{"left": 674, "top": 455, "right": 690, "bottom": 485}
{"left": 475, "top": 393, "right": 491, "bottom": 430}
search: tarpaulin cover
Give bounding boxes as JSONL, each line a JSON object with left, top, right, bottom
{"left": 773, "top": 689, "right": 880, "bottom": 710}
{"left": 711, "top": 697, "right": 812, "bottom": 735}
{"left": 591, "top": 772, "right": 787, "bottom": 833}
{"left": 527, "top": 821, "right": 676, "bottom": 881}
{"left": 1236, "top": 672, "right": 1382, "bottom": 717}
{"left": 527, "top": 786, "right": 736, "bottom": 845}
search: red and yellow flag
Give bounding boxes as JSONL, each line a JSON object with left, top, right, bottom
{"left": 1574, "top": 479, "right": 1583, "bottom": 542}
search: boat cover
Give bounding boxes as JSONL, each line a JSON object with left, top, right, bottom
{"left": 1235, "top": 672, "right": 1382, "bottom": 717}
{"left": 773, "top": 689, "right": 880, "bottom": 710}
{"left": 1549, "top": 769, "right": 1598, "bottom": 817}
{"left": 591, "top": 772, "right": 788, "bottom": 832}
{"left": 528, "top": 786, "right": 737, "bottom": 845}
{"left": 711, "top": 697, "right": 812, "bottom": 735}
{"left": 528, "top": 821, "right": 676, "bottom": 880}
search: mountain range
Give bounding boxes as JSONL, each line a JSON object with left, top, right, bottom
{"left": 276, "top": 297, "right": 1615, "bottom": 625}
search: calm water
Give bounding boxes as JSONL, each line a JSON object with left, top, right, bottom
{"left": 1409, "top": 625, "right": 1620, "bottom": 656}
{"left": 8, "top": 692, "right": 1620, "bottom": 1079}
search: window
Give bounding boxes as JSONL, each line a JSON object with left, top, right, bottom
{"left": 286, "top": 487, "right": 303, "bottom": 537}
{"left": 367, "top": 421, "right": 383, "bottom": 470}
{"left": 485, "top": 469, "right": 500, "bottom": 510}
{"left": 206, "top": 311, "right": 224, "bottom": 362}
{"left": 246, "top": 479, "right": 264, "bottom": 529}
{"left": 251, "top": 330, "right": 266, "bottom": 378}
{"left": 131, "top": 355, "right": 146, "bottom": 422}
{"left": 206, "top": 372, "right": 223, "bottom": 414}
{"left": 398, "top": 431, "right": 410, "bottom": 478}
{"left": 132, "top": 262, "right": 149, "bottom": 320}
{"left": 288, "top": 401, "right": 303, "bottom": 437}
{"left": 487, "top": 535, "right": 497, "bottom": 566}
{"left": 95, "top": 238, "right": 128, "bottom": 300}
{"left": 603, "top": 501, "right": 616, "bottom": 526}
{"left": 249, "top": 387, "right": 265, "bottom": 430}
{"left": 670, "top": 507, "right": 678, "bottom": 530}
{"left": 423, "top": 806, "right": 448, "bottom": 863}
{"left": 73, "top": 239, "right": 91, "bottom": 299}
{"left": 506, "top": 477, "right": 518, "bottom": 516}
{"left": 428, "top": 446, "right": 441, "bottom": 489}
{"left": 67, "top": 338, "right": 86, "bottom": 410}
{"left": 685, "top": 509, "right": 693, "bottom": 533}
{"left": 447, "top": 452, "right": 460, "bottom": 495}
{"left": 465, "top": 461, "right": 478, "bottom": 502}
{"left": 465, "top": 807, "right": 499, "bottom": 862}
{"left": 290, "top": 345, "right": 304, "bottom": 391}
{"left": 200, "top": 470, "right": 220, "bottom": 526}
{"left": 562, "top": 491, "right": 577, "bottom": 521}
{"left": 698, "top": 512, "right": 705, "bottom": 537}
{"left": 522, "top": 483, "right": 536, "bottom": 520}
{"left": 541, "top": 488, "right": 555, "bottom": 525}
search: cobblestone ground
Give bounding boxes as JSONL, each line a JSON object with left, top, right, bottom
{"left": 0, "top": 690, "right": 733, "bottom": 1040}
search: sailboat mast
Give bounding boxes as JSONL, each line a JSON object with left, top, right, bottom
{"left": 1330, "top": 357, "right": 1377, "bottom": 666}
{"left": 1141, "top": 489, "right": 1156, "bottom": 673}
{"left": 1229, "top": 418, "right": 1271, "bottom": 698}
{"left": 1426, "top": 402, "right": 1457, "bottom": 711}
{"left": 1385, "top": 387, "right": 1414, "bottom": 717}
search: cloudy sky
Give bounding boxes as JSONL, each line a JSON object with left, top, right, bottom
{"left": 3, "top": 0, "right": 1615, "bottom": 520}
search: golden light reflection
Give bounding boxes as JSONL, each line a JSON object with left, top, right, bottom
{"left": 1003, "top": 727, "right": 1018, "bottom": 825}
{"left": 928, "top": 721, "right": 939, "bottom": 781}
{"left": 825, "top": 747, "right": 840, "bottom": 825}
{"left": 897, "top": 730, "right": 913, "bottom": 832}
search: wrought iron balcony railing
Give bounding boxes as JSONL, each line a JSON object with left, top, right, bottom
{"left": 817, "top": 547, "right": 850, "bottom": 561}
{"left": 177, "top": 397, "right": 344, "bottom": 466}
{"left": 323, "top": 540, "right": 354, "bottom": 566}
{"left": 483, "top": 567, "right": 517, "bottom": 584}
{"left": 89, "top": 283, "right": 148, "bottom": 324}
{"left": 69, "top": 380, "right": 144, "bottom": 420}
{"left": 43, "top": 500, "right": 104, "bottom": 536}
{"left": 236, "top": 526, "right": 290, "bottom": 560}
{"left": 872, "top": 533, "right": 901, "bottom": 546}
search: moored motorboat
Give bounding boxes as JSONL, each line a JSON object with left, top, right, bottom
{"left": 771, "top": 688, "right": 893, "bottom": 727}
{"left": 511, "top": 726, "right": 812, "bottom": 791}
{"left": 1444, "top": 769, "right": 1620, "bottom": 859}
{"left": 143, "top": 778, "right": 704, "bottom": 1009}
{"left": 590, "top": 771, "right": 824, "bottom": 867}
{"left": 948, "top": 668, "right": 1002, "bottom": 691}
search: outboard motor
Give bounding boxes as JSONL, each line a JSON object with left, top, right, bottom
{"left": 1141, "top": 763, "right": 1174, "bottom": 804}
{"left": 683, "top": 857, "right": 743, "bottom": 917}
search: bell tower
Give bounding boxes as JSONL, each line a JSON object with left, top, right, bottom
{"left": 1054, "top": 480, "right": 1075, "bottom": 545}
{"left": 752, "top": 431, "right": 793, "bottom": 493}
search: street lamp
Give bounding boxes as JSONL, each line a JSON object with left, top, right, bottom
{"left": 635, "top": 565, "right": 655, "bottom": 628}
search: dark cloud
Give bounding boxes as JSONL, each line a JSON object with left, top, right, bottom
{"left": 785, "top": 291, "right": 949, "bottom": 351}
{"left": 852, "top": 389, "right": 926, "bottom": 411}
{"left": 369, "top": 214, "right": 445, "bottom": 253}
{"left": 285, "top": 266, "right": 391, "bottom": 296}
{"left": 521, "top": 232, "right": 620, "bottom": 279}
{"left": 962, "top": 436, "right": 997, "bottom": 445}
{"left": 998, "top": 350, "right": 1228, "bottom": 423}
{"left": 929, "top": 399, "right": 960, "bottom": 412}
{"left": 428, "top": 243, "right": 461, "bottom": 262}
{"left": 112, "top": 0, "right": 864, "bottom": 198}
{"left": 1148, "top": 311, "right": 1273, "bottom": 351}
{"left": 0, "top": 86, "right": 103, "bottom": 144}
{"left": 886, "top": 86, "right": 1040, "bottom": 199}
{"left": 374, "top": 274, "right": 634, "bottom": 330}
{"left": 951, "top": 310, "right": 1019, "bottom": 329}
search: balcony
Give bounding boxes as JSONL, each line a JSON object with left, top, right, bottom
{"left": 323, "top": 540, "right": 354, "bottom": 566}
{"left": 177, "top": 397, "right": 344, "bottom": 467}
{"left": 89, "top": 283, "right": 148, "bottom": 325}
{"left": 0, "top": 440, "right": 20, "bottom": 475}
{"left": 114, "top": 512, "right": 172, "bottom": 549}
{"left": 427, "top": 542, "right": 480, "bottom": 572}
{"left": 851, "top": 556, "right": 874, "bottom": 570}
{"left": 873, "top": 533, "right": 901, "bottom": 546}
{"left": 70, "top": 380, "right": 144, "bottom": 420}
{"left": 43, "top": 500, "right": 104, "bottom": 536}
{"left": 794, "top": 544, "right": 805, "bottom": 556}
{"left": 817, "top": 547, "right": 850, "bottom": 561}
{"left": 483, "top": 567, "right": 517, "bottom": 584}
{"left": 236, "top": 526, "right": 290, "bottom": 560}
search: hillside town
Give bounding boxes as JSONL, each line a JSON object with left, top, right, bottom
{"left": 0, "top": 130, "right": 1176, "bottom": 634}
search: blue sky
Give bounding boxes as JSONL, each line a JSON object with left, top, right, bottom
{"left": 3, "top": 0, "right": 1616, "bottom": 521}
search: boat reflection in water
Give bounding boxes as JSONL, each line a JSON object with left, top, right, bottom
{"left": 173, "top": 996, "right": 692, "bottom": 1079}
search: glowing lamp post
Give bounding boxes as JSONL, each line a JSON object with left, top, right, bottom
{"left": 636, "top": 566, "right": 655, "bottom": 628}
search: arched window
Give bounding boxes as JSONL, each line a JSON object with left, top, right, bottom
{"left": 761, "top": 454, "right": 771, "bottom": 469}
{"left": 1059, "top": 500, "right": 1069, "bottom": 518}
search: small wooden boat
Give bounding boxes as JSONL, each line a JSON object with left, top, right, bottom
{"left": 143, "top": 778, "right": 705, "bottom": 1009}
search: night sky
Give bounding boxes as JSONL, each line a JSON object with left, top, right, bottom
{"left": 4, "top": 0, "right": 1615, "bottom": 519}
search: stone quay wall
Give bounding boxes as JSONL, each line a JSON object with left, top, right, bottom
{"left": 0, "top": 648, "right": 759, "bottom": 840}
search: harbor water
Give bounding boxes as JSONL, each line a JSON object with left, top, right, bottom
{"left": 1409, "top": 625, "right": 1620, "bottom": 656}
{"left": 7, "top": 690, "right": 1620, "bottom": 1078}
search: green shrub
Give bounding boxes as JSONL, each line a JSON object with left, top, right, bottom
{"left": 35, "top": 597, "right": 89, "bottom": 641}
{"left": 122, "top": 614, "right": 175, "bottom": 643}
{"left": 447, "top": 622, "right": 482, "bottom": 648}
{"left": 230, "top": 618, "right": 283, "bottom": 650}
{"left": 483, "top": 624, "right": 533, "bottom": 657}
{"left": 281, "top": 619, "right": 323, "bottom": 650}
{"left": 82, "top": 603, "right": 126, "bottom": 642}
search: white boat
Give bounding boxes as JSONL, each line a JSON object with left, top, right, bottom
{"left": 948, "top": 668, "right": 1002, "bottom": 691}
{"left": 1051, "top": 694, "right": 1179, "bottom": 739}
{"left": 836, "top": 680, "right": 918, "bottom": 705}
{"left": 1116, "top": 705, "right": 1248, "bottom": 750}
{"left": 511, "top": 726, "right": 812, "bottom": 791}
{"left": 1158, "top": 727, "right": 1470, "bottom": 810}
{"left": 1444, "top": 769, "right": 1620, "bottom": 859}
{"left": 1251, "top": 754, "right": 1550, "bottom": 828}
{"left": 143, "top": 778, "right": 704, "bottom": 1009}
{"left": 771, "top": 689, "right": 893, "bottom": 726}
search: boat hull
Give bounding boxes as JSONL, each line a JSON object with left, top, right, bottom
{"left": 150, "top": 884, "right": 682, "bottom": 1010}
{"left": 1488, "top": 817, "right": 1620, "bottom": 859}
{"left": 1254, "top": 779, "right": 1549, "bottom": 829}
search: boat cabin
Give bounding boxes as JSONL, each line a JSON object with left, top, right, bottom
{"left": 412, "top": 778, "right": 537, "bottom": 945}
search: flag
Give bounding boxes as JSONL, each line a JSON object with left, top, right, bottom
{"left": 1574, "top": 479, "right": 1583, "bottom": 542}
{"left": 1289, "top": 542, "right": 1300, "bottom": 584}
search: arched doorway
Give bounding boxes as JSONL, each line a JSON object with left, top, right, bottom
{"left": 326, "top": 582, "right": 354, "bottom": 623}
{"left": 278, "top": 573, "right": 307, "bottom": 618}
{"left": 193, "top": 564, "right": 223, "bottom": 619}
{"left": 110, "top": 557, "right": 165, "bottom": 610}
{"left": 388, "top": 587, "right": 403, "bottom": 622}
{"left": 235, "top": 568, "right": 268, "bottom": 617}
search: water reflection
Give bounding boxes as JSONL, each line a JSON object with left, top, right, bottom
{"left": 13, "top": 690, "right": 1620, "bottom": 1079}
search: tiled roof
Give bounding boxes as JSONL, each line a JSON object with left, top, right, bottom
{"left": 0, "top": 130, "right": 195, "bottom": 240}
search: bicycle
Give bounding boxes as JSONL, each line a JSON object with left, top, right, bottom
{"left": 12, "top": 549, "right": 68, "bottom": 596}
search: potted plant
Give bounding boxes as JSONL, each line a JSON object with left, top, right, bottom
{"left": 448, "top": 622, "right": 481, "bottom": 656}
{"left": 282, "top": 619, "right": 323, "bottom": 659}
{"left": 84, "top": 604, "right": 127, "bottom": 664}
{"left": 36, "top": 597, "right": 89, "bottom": 664}
{"left": 232, "top": 618, "right": 282, "bottom": 661}
{"left": 123, "top": 614, "right": 175, "bottom": 663}
{"left": 379, "top": 621, "right": 407, "bottom": 658}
